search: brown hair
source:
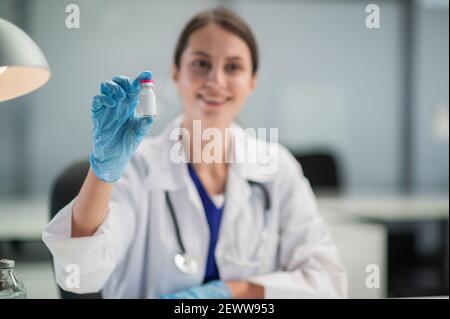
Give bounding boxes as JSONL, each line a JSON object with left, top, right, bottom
{"left": 174, "top": 7, "right": 259, "bottom": 75}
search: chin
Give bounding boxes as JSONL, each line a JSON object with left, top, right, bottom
{"left": 186, "top": 110, "right": 233, "bottom": 128}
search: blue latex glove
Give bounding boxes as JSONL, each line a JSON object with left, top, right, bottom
{"left": 89, "top": 71, "right": 154, "bottom": 182}
{"left": 161, "top": 280, "right": 232, "bottom": 299}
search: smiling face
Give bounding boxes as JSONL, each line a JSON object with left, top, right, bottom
{"left": 173, "top": 23, "right": 257, "bottom": 128}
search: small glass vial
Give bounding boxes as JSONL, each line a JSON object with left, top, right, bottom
{"left": 0, "top": 259, "right": 26, "bottom": 299}
{"left": 138, "top": 79, "right": 157, "bottom": 117}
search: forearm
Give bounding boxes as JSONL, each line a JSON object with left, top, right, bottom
{"left": 72, "top": 168, "right": 113, "bottom": 237}
{"left": 226, "top": 280, "right": 264, "bottom": 299}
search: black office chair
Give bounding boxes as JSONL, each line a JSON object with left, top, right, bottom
{"left": 49, "top": 160, "right": 102, "bottom": 299}
{"left": 293, "top": 152, "right": 341, "bottom": 193}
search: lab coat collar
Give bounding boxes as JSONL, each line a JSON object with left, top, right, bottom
{"left": 142, "top": 114, "right": 277, "bottom": 191}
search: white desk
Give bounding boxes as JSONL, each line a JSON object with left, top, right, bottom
{"left": 0, "top": 194, "right": 448, "bottom": 299}
{"left": 0, "top": 197, "right": 49, "bottom": 240}
{"left": 318, "top": 195, "right": 449, "bottom": 222}
{"left": 318, "top": 194, "right": 449, "bottom": 299}
{"left": 1, "top": 195, "right": 447, "bottom": 241}
{"left": 14, "top": 261, "right": 59, "bottom": 299}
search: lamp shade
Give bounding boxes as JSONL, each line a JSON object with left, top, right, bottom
{"left": 0, "top": 18, "right": 51, "bottom": 102}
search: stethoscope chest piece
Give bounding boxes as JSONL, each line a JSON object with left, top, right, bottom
{"left": 174, "top": 252, "right": 199, "bottom": 275}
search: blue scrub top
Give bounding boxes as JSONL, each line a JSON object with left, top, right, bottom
{"left": 187, "top": 163, "right": 225, "bottom": 283}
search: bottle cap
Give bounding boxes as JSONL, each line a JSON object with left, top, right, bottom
{"left": 140, "top": 79, "right": 154, "bottom": 83}
{"left": 0, "top": 259, "right": 15, "bottom": 269}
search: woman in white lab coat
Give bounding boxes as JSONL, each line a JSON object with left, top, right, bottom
{"left": 43, "top": 7, "right": 347, "bottom": 299}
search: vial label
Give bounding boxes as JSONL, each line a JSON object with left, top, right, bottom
{"left": 139, "top": 80, "right": 157, "bottom": 117}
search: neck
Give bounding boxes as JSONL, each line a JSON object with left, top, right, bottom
{"left": 181, "top": 117, "right": 232, "bottom": 168}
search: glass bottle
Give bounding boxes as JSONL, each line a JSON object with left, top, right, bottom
{"left": 139, "top": 79, "right": 157, "bottom": 117}
{"left": 0, "top": 259, "right": 27, "bottom": 299}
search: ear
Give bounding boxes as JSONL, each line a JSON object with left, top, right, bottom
{"left": 172, "top": 64, "right": 179, "bottom": 82}
{"left": 249, "top": 73, "right": 258, "bottom": 92}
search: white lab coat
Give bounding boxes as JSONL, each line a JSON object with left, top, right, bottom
{"left": 42, "top": 115, "right": 347, "bottom": 299}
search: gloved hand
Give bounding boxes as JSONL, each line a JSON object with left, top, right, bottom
{"left": 161, "top": 280, "right": 232, "bottom": 299}
{"left": 89, "top": 71, "right": 154, "bottom": 182}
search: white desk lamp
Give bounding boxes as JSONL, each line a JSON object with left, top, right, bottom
{"left": 0, "top": 17, "right": 51, "bottom": 102}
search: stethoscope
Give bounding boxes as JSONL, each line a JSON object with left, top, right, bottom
{"left": 165, "top": 180, "right": 271, "bottom": 276}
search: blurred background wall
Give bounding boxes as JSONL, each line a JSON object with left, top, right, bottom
{"left": 0, "top": 0, "right": 448, "bottom": 199}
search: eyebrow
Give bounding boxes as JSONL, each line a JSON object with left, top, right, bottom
{"left": 192, "top": 50, "right": 211, "bottom": 57}
{"left": 192, "top": 50, "right": 244, "bottom": 61}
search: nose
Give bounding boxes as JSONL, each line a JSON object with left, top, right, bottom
{"left": 205, "top": 64, "right": 226, "bottom": 89}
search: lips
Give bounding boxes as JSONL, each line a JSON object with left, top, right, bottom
{"left": 198, "top": 94, "right": 231, "bottom": 107}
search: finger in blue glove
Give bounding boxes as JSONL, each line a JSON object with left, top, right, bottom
{"left": 161, "top": 280, "right": 232, "bottom": 299}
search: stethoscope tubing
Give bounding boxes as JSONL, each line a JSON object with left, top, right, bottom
{"left": 165, "top": 181, "right": 271, "bottom": 274}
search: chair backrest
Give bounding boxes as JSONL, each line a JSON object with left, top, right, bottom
{"left": 294, "top": 152, "right": 341, "bottom": 193}
{"left": 49, "top": 160, "right": 102, "bottom": 299}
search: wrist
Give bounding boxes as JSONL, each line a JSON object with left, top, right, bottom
{"left": 89, "top": 153, "right": 122, "bottom": 183}
{"left": 225, "top": 280, "right": 264, "bottom": 299}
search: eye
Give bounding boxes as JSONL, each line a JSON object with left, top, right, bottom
{"left": 225, "top": 63, "right": 243, "bottom": 73}
{"left": 191, "top": 59, "right": 211, "bottom": 71}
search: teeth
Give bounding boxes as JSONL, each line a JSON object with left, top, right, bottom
{"left": 201, "top": 96, "right": 226, "bottom": 104}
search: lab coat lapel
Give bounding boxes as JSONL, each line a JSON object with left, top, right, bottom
{"left": 214, "top": 162, "right": 252, "bottom": 268}
{"left": 142, "top": 115, "right": 211, "bottom": 276}
{"left": 222, "top": 164, "right": 252, "bottom": 224}
{"left": 143, "top": 114, "right": 207, "bottom": 215}
{"left": 159, "top": 122, "right": 211, "bottom": 280}
{"left": 160, "top": 120, "right": 210, "bottom": 229}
